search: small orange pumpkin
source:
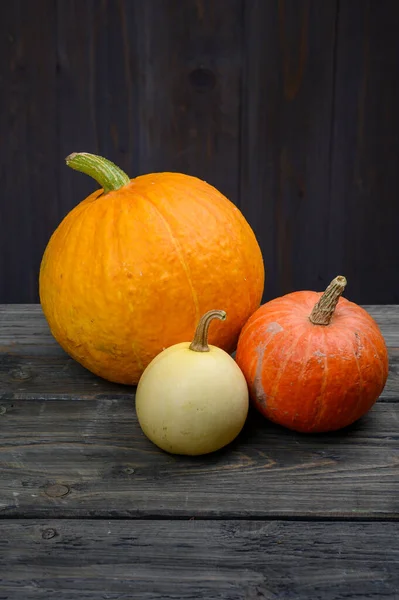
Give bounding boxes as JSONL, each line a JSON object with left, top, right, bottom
{"left": 235, "top": 276, "right": 389, "bottom": 433}
{"left": 39, "top": 152, "right": 264, "bottom": 384}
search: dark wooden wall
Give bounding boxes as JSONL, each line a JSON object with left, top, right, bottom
{"left": 1, "top": 0, "right": 398, "bottom": 304}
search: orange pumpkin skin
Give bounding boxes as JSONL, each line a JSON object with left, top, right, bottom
{"left": 39, "top": 171, "right": 264, "bottom": 385}
{"left": 235, "top": 288, "right": 389, "bottom": 433}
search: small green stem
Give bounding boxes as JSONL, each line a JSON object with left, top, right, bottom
{"left": 65, "top": 152, "right": 130, "bottom": 194}
{"left": 309, "top": 276, "right": 347, "bottom": 326}
{"left": 189, "top": 310, "right": 227, "bottom": 352}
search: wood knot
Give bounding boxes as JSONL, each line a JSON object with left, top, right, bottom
{"left": 42, "top": 528, "right": 57, "bottom": 540}
{"left": 44, "top": 484, "right": 70, "bottom": 498}
{"left": 188, "top": 67, "right": 216, "bottom": 92}
{"left": 10, "top": 367, "right": 32, "bottom": 381}
{"left": 0, "top": 406, "right": 6, "bottom": 415}
{"left": 109, "top": 466, "right": 136, "bottom": 478}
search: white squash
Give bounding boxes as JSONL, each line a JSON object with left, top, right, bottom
{"left": 135, "top": 310, "right": 249, "bottom": 455}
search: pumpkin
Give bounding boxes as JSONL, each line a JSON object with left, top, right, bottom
{"left": 39, "top": 152, "right": 264, "bottom": 385}
{"left": 136, "top": 309, "right": 249, "bottom": 455}
{"left": 235, "top": 276, "right": 389, "bottom": 433}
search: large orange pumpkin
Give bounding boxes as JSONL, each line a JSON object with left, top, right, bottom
{"left": 39, "top": 152, "right": 264, "bottom": 385}
{"left": 235, "top": 276, "right": 389, "bottom": 433}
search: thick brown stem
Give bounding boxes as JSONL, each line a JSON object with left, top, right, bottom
{"left": 189, "top": 310, "right": 226, "bottom": 352}
{"left": 309, "top": 276, "right": 347, "bottom": 326}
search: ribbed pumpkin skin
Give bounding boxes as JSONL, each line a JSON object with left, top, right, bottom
{"left": 235, "top": 291, "right": 389, "bottom": 433}
{"left": 39, "top": 172, "right": 264, "bottom": 384}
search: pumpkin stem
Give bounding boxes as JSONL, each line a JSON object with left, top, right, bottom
{"left": 65, "top": 152, "right": 130, "bottom": 194}
{"left": 189, "top": 310, "right": 227, "bottom": 352}
{"left": 309, "top": 276, "right": 347, "bottom": 326}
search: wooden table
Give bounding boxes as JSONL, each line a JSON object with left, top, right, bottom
{"left": 0, "top": 305, "right": 398, "bottom": 599}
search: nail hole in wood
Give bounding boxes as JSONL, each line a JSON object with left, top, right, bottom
{"left": 42, "top": 528, "right": 57, "bottom": 540}
{"left": 44, "top": 484, "right": 70, "bottom": 498}
{"left": 10, "top": 367, "right": 32, "bottom": 381}
{"left": 189, "top": 67, "right": 216, "bottom": 92}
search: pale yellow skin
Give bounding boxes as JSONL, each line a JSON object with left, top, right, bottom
{"left": 135, "top": 342, "right": 249, "bottom": 456}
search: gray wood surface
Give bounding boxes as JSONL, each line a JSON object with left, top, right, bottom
{"left": 0, "top": 520, "right": 398, "bottom": 599}
{"left": 1, "top": 304, "right": 399, "bottom": 598}
{"left": 1, "top": 304, "right": 398, "bottom": 399}
{"left": 1, "top": 394, "right": 398, "bottom": 519}
{"left": 3, "top": 304, "right": 398, "bottom": 344}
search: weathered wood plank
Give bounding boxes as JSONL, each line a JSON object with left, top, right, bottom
{"left": 55, "top": 0, "right": 103, "bottom": 213}
{"left": 0, "top": 520, "right": 398, "bottom": 599}
{"left": 1, "top": 305, "right": 398, "bottom": 400}
{"left": 0, "top": 1, "right": 57, "bottom": 303}
{"left": 124, "top": 0, "right": 244, "bottom": 205}
{"left": 240, "top": 0, "right": 338, "bottom": 300}
{"left": 0, "top": 344, "right": 397, "bottom": 400}
{"left": 2, "top": 2, "right": 399, "bottom": 307}
{"left": 0, "top": 398, "right": 398, "bottom": 519}
{"left": 2, "top": 305, "right": 399, "bottom": 345}
{"left": 57, "top": 0, "right": 243, "bottom": 206}
{"left": 1, "top": 0, "right": 243, "bottom": 304}
{"left": 329, "top": 0, "right": 399, "bottom": 304}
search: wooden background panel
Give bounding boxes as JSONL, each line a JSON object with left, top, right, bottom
{"left": 240, "top": 0, "right": 338, "bottom": 301}
{"left": 56, "top": 0, "right": 243, "bottom": 204}
{"left": 0, "top": 0, "right": 57, "bottom": 304}
{"left": 1, "top": 0, "right": 243, "bottom": 303}
{"left": 0, "top": 397, "right": 398, "bottom": 519}
{"left": 0, "top": 520, "right": 398, "bottom": 599}
{"left": 1, "top": 0, "right": 399, "bottom": 304}
{"left": 122, "top": 0, "right": 244, "bottom": 201}
{"left": 329, "top": 0, "right": 399, "bottom": 304}
{"left": 55, "top": 0, "right": 106, "bottom": 212}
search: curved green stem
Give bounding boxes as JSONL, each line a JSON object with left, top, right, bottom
{"left": 66, "top": 152, "right": 130, "bottom": 194}
{"left": 189, "top": 310, "right": 227, "bottom": 352}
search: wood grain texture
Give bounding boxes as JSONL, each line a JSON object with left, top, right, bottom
{"left": 121, "top": 0, "right": 244, "bottom": 204}
{"left": 1, "top": 0, "right": 243, "bottom": 303}
{"left": 0, "top": 0, "right": 57, "bottom": 304}
{"left": 0, "top": 396, "right": 398, "bottom": 519}
{"left": 55, "top": 0, "right": 103, "bottom": 213}
{"left": 2, "top": 304, "right": 399, "bottom": 343}
{"left": 0, "top": 519, "right": 398, "bottom": 599}
{"left": 1, "top": 305, "right": 397, "bottom": 519}
{"left": 1, "top": 1, "right": 399, "bottom": 305}
{"left": 240, "top": 0, "right": 338, "bottom": 300}
{"left": 328, "top": 0, "right": 399, "bottom": 304}
{"left": 1, "top": 305, "right": 398, "bottom": 399}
